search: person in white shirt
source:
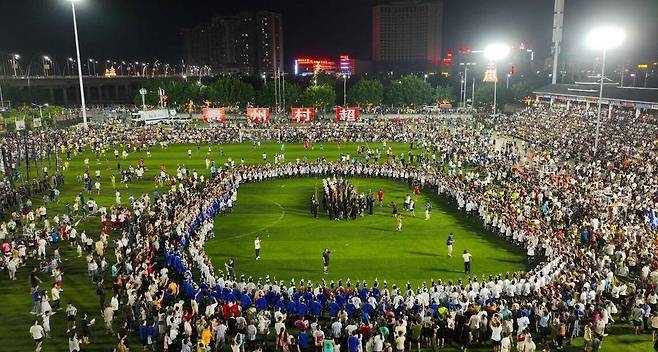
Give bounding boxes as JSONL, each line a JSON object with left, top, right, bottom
{"left": 500, "top": 332, "right": 511, "bottom": 352}
{"left": 524, "top": 335, "right": 537, "bottom": 352}
{"left": 463, "top": 250, "right": 472, "bottom": 274}
{"left": 254, "top": 237, "right": 261, "bottom": 260}
{"left": 29, "top": 320, "right": 45, "bottom": 352}
{"left": 68, "top": 332, "right": 80, "bottom": 352}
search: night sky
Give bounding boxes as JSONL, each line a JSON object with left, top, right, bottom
{"left": 1, "top": 0, "right": 656, "bottom": 67}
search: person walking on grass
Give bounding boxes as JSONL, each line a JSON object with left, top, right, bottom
{"left": 446, "top": 233, "right": 455, "bottom": 257}
{"left": 377, "top": 189, "right": 385, "bottom": 207}
{"left": 254, "top": 236, "right": 261, "bottom": 260}
{"left": 29, "top": 319, "right": 45, "bottom": 352}
{"left": 396, "top": 214, "right": 403, "bottom": 232}
{"left": 424, "top": 202, "right": 432, "bottom": 221}
{"left": 462, "top": 249, "right": 472, "bottom": 274}
{"left": 323, "top": 249, "right": 331, "bottom": 274}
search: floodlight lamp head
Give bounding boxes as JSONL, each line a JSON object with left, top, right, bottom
{"left": 586, "top": 26, "right": 625, "bottom": 50}
{"left": 484, "top": 43, "right": 509, "bottom": 61}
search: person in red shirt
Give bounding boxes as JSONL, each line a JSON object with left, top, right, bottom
{"left": 377, "top": 189, "right": 385, "bottom": 207}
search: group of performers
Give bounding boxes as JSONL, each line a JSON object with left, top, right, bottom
{"left": 312, "top": 177, "right": 374, "bottom": 220}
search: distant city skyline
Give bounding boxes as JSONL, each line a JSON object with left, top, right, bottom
{"left": 0, "top": 0, "right": 656, "bottom": 66}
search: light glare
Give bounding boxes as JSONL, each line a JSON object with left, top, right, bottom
{"left": 586, "top": 27, "right": 625, "bottom": 50}
{"left": 484, "top": 43, "right": 509, "bottom": 61}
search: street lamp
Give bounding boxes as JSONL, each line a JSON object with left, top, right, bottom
{"left": 67, "top": 57, "right": 74, "bottom": 75}
{"left": 506, "top": 73, "right": 511, "bottom": 89}
{"left": 42, "top": 56, "right": 51, "bottom": 77}
{"left": 68, "top": 0, "right": 88, "bottom": 128}
{"left": 484, "top": 43, "right": 510, "bottom": 116}
{"left": 10, "top": 54, "right": 20, "bottom": 77}
{"left": 459, "top": 62, "right": 476, "bottom": 107}
{"left": 585, "top": 26, "right": 625, "bottom": 155}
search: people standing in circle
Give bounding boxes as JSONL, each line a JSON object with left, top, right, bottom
{"left": 462, "top": 249, "right": 472, "bottom": 274}
{"left": 322, "top": 249, "right": 331, "bottom": 274}
{"left": 254, "top": 236, "right": 261, "bottom": 260}
{"left": 446, "top": 233, "right": 455, "bottom": 257}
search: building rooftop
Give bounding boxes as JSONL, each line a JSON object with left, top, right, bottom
{"left": 534, "top": 82, "right": 658, "bottom": 106}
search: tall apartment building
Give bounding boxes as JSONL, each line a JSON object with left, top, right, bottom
{"left": 255, "top": 11, "right": 284, "bottom": 76}
{"left": 182, "top": 11, "right": 283, "bottom": 75}
{"left": 372, "top": 0, "right": 444, "bottom": 73}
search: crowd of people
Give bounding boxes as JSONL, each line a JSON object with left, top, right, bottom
{"left": 0, "top": 103, "right": 657, "bottom": 352}
{"left": 321, "top": 177, "right": 374, "bottom": 220}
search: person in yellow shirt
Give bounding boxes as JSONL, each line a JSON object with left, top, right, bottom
{"left": 168, "top": 281, "right": 179, "bottom": 295}
{"left": 201, "top": 325, "right": 212, "bottom": 347}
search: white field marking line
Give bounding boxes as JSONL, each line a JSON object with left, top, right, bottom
{"left": 222, "top": 199, "right": 286, "bottom": 240}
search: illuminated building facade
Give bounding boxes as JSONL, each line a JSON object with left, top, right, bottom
{"left": 293, "top": 58, "right": 337, "bottom": 76}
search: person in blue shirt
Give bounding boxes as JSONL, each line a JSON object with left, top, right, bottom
{"left": 348, "top": 331, "right": 360, "bottom": 352}
{"left": 298, "top": 329, "right": 310, "bottom": 351}
{"left": 581, "top": 227, "right": 590, "bottom": 244}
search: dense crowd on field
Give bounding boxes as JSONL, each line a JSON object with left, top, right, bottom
{"left": 1, "top": 103, "right": 658, "bottom": 352}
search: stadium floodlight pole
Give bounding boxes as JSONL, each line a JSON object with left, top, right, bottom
{"left": 484, "top": 43, "right": 510, "bottom": 116}
{"left": 551, "top": 0, "right": 564, "bottom": 84}
{"left": 463, "top": 66, "right": 468, "bottom": 107}
{"left": 343, "top": 74, "right": 347, "bottom": 106}
{"left": 69, "top": 0, "right": 88, "bottom": 128}
{"left": 471, "top": 76, "right": 475, "bottom": 107}
{"left": 459, "top": 63, "right": 474, "bottom": 108}
{"left": 586, "top": 26, "right": 625, "bottom": 155}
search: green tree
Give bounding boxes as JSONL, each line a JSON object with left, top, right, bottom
{"left": 347, "top": 79, "right": 384, "bottom": 108}
{"left": 473, "top": 83, "right": 513, "bottom": 111}
{"left": 300, "top": 84, "right": 336, "bottom": 111}
{"left": 432, "top": 85, "right": 456, "bottom": 104}
{"left": 132, "top": 88, "right": 160, "bottom": 107}
{"left": 311, "top": 72, "right": 337, "bottom": 87}
{"left": 384, "top": 75, "right": 433, "bottom": 106}
{"left": 257, "top": 81, "right": 301, "bottom": 108}
{"left": 207, "top": 77, "right": 255, "bottom": 107}
{"left": 165, "top": 81, "right": 208, "bottom": 107}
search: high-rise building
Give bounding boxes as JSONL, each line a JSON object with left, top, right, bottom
{"left": 255, "top": 11, "right": 284, "bottom": 76}
{"left": 182, "top": 11, "right": 283, "bottom": 76}
{"left": 372, "top": 0, "right": 444, "bottom": 73}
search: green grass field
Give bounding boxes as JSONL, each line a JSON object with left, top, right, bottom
{"left": 0, "top": 142, "right": 653, "bottom": 351}
{"left": 209, "top": 177, "right": 526, "bottom": 285}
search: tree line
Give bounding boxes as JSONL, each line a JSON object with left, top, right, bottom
{"left": 132, "top": 72, "right": 547, "bottom": 111}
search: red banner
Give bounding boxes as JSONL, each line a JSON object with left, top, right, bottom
{"left": 247, "top": 108, "right": 270, "bottom": 123}
{"left": 336, "top": 107, "right": 359, "bottom": 122}
{"left": 202, "top": 108, "right": 225, "bottom": 122}
{"left": 291, "top": 107, "right": 315, "bottom": 123}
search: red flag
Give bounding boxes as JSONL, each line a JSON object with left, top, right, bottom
{"left": 202, "top": 108, "right": 225, "bottom": 123}
{"left": 291, "top": 107, "right": 315, "bottom": 123}
{"left": 336, "top": 107, "right": 359, "bottom": 122}
{"left": 247, "top": 108, "right": 270, "bottom": 123}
